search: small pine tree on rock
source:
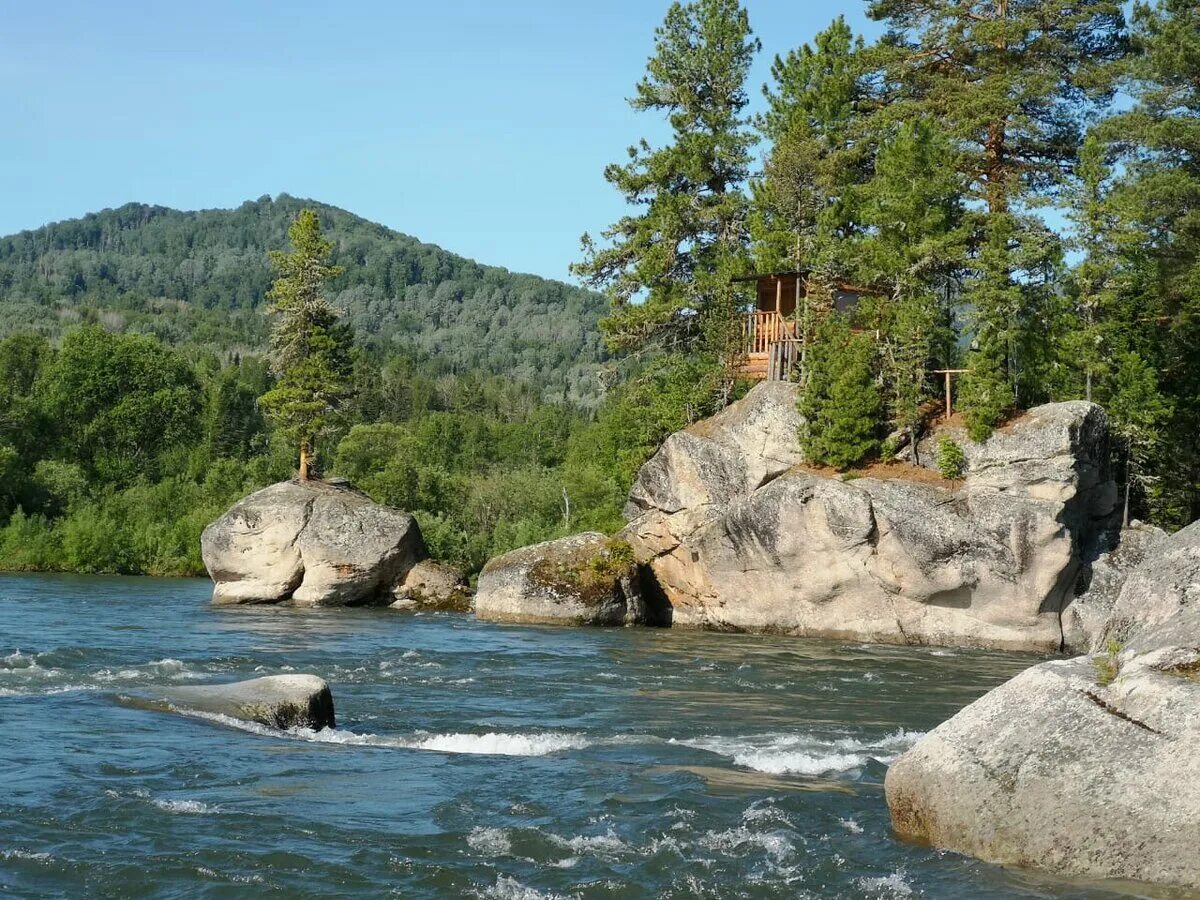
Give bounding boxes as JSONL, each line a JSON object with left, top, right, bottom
{"left": 799, "top": 316, "right": 883, "bottom": 469}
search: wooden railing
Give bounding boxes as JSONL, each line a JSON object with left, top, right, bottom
{"left": 743, "top": 311, "right": 798, "bottom": 355}
{"left": 742, "top": 311, "right": 801, "bottom": 382}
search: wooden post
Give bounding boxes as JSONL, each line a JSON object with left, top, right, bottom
{"left": 933, "top": 369, "right": 970, "bottom": 420}
{"left": 775, "top": 277, "right": 782, "bottom": 317}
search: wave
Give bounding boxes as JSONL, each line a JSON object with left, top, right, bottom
{"left": 0, "top": 652, "right": 208, "bottom": 696}
{"left": 179, "top": 710, "right": 592, "bottom": 757}
{"left": 674, "top": 728, "right": 924, "bottom": 775}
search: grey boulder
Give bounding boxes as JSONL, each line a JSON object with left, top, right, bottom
{"left": 391, "top": 559, "right": 471, "bottom": 612}
{"left": 138, "top": 674, "right": 336, "bottom": 730}
{"left": 623, "top": 396, "right": 1119, "bottom": 651}
{"left": 202, "top": 479, "right": 427, "bottom": 607}
{"left": 886, "top": 517, "right": 1200, "bottom": 890}
{"left": 475, "top": 532, "right": 646, "bottom": 627}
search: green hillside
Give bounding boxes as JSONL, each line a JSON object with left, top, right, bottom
{"left": 0, "top": 194, "right": 607, "bottom": 405}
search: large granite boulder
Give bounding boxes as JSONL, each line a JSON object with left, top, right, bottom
{"left": 475, "top": 533, "right": 648, "bottom": 627}
{"left": 202, "top": 480, "right": 427, "bottom": 607}
{"left": 133, "top": 675, "right": 336, "bottom": 730}
{"left": 886, "top": 520, "right": 1200, "bottom": 890}
{"left": 622, "top": 394, "right": 1119, "bottom": 651}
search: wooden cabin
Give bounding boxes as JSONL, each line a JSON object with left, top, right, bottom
{"left": 733, "top": 271, "right": 879, "bottom": 381}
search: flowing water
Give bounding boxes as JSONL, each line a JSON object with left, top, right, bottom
{"left": 0, "top": 575, "right": 1151, "bottom": 898}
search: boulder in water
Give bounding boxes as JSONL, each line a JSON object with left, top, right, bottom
{"left": 475, "top": 532, "right": 647, "bottom": 627}
{"left": 141, "top": 674, "right": 336, "bottom": 730}
{"left": 390, "top": 559, "right": 471, "bottom": 612}
{"left": 885, "top": 519, "right": 1200, "bottom": 890}
{"left": 201, "top": 479, "right": 427, "bottom": 607}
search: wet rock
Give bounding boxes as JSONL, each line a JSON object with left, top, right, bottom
{"left": 142, "top": 674, "right": 336, "bottom": 730}
{"left": 202, "top": 480, "right": 427, "bottom": 607}
{"left": 475, "top": 533, "right": 646, "bottom": 627}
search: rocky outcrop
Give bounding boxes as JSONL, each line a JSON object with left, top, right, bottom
{"left": 202, "top": 480, "right": 427, "bottom": 607}
{"left": 133, "top": 675, "right": 336, "bottom": 730}
{"left": 622, "top": 389, "right": 1119, "bottom": 651}
{"left": 886, "top": 520, "right": 1200, "bottom": 890}
{"left": 1061, "top": 523, "right": 1168, "bottom": 654}
{"left": 475, "top": 533, "right": 649, "bottom": 627}
{"left": 390, "top": 559, "right": 471, "bottom": 612}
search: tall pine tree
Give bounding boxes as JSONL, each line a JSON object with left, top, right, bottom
{"left": 259, "top": 210, "right": 352, "bottom": 481}
{"left": 572, "top": 0, "right": 760, "bottom": 405}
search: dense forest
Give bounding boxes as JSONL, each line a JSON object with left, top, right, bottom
{"left": 0, "top": 195, "right": 608, "bottom": 406}
{"left": 0, "top": 0, "right": 1196, "bottom": 581}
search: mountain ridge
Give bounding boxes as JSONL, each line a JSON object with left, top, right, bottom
{"left": 0, "top": 194, "right": 608, "bottom": 405}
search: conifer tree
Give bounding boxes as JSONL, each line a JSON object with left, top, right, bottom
{"left": 799, "top": 316, "right": 882, "bottom": 469}
{"left": 867, "top": 0, "right": 1128, "bottom": 432}
{"left": 1097, "top": 0, "right": 1200, "bottom": 525}
{"left": 572, "top": 0, "right": 760, "bottom": 400}
{"left": 751, "top": 17, "right": 870, "bottom": 276}
{"left": 851, "top": 120, "right": 969, "bottom": 452}
{"left": 259, "top": 210, "right": 351, "bottom": 481}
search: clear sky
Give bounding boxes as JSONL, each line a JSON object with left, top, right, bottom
{"left": 2, "top": 1, "right": 882, "bottom": 282}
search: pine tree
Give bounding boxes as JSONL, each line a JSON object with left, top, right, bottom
{"left": 851, "top": 120, "right": 969, "bottom": 451}
{"left": 1097, "top": 0, "right": 1200, "bottom": 526}
{"left": 571, "top": 0, "right": 760, "bottom": 401}
{"left": 259, "top": 210, "right": 352, "bottom": 481}
{"left": 799, "top": 316, "right": 883, "bottom": 469}
{"left": 751, "top": 17, "right": 870, "bottom": 277}
{"left": 867, "top": 0, "right": 1128, "bottom": 430}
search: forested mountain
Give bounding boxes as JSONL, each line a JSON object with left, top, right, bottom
{"left": 0, "top": 195, "right": 607, "bottom": 405}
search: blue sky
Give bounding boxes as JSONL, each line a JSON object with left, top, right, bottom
{"left": 2, "top": 1, "right": 882, "bottom": 282}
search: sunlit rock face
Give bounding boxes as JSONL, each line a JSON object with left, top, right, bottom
{"left": 622, "top": 386, "right": 1120, "bottom": 652}
{"left": 886, "top": 520, "right": 1200, "bottom": 890}
{"left": 201, "top": 479, "right": 429, "bottom": 607}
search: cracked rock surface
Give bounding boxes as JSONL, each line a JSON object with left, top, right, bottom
{"left": 201, "top": 479, "right": 430, "bottom": 607}
{"left": 621, "top": 387, "right": 1119, "bottom": 651}
{"left": 886, "top": 520, "right": 1200, "bottom": 889}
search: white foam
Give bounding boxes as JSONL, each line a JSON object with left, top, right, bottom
{"left": 467, "top": 827, "right": 512, "bottom": 856}
{"left": 179, "top": 711, "right": 590, "bottom": 757}
{"left": 549, "top": 829, "right": 629, "bottom": 858}
{"left": 481, "top": 876, "right": 563, "bottom": 900}
{"left": 152, "top": 798, "right": 220, "bottom": 814}
{"left": 0, "top": 849, "right": 51, "bottom": 862}
{"left": 838, "top": 817, "right": 864, "bottom": 834}
{"left": 676, "top": 729, "right": 924, "bottom": 775}
{"left": 857, "top": 871, "right": 915, "bottom": 897}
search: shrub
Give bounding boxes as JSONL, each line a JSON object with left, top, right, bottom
{"left": 937, "top": 437, "right": 967, "bottom": 480}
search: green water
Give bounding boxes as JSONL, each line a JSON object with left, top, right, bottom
{"left": 0, "top": 575, "right": 1153, "bottom": 898}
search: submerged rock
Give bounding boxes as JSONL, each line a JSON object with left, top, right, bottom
{"left": 139, "top": 674, "right": 336, "bottom": 730}
{"left": 202, "top": 479, "right": 427, "bottom": 607}
{"left": 623, "top": 392, "right": 1119, "bottom": 652}
{"left": 475, "top": 532, "right": 648, "bottom": 627}
{"left": 886, "top": 519, "right": 1200, "bottom": 890}
{"left": 391, "top": 559, "right": 471, "bottom": 612}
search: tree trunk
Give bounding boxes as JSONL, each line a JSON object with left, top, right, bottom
{"left": 1122, "top": 442, "right": 1132, "bottom": 529}
{"left": 299, "top": 441, "right": 312, "bottom": 482}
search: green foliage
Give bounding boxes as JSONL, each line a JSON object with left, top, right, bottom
{"left": 572, "top": 0, "right": 758, "bottom": 400}
{"left": 0, "top": 195, "right": 608, "bottom": 406}
{"left": 959, "top": 345, "right": 1010, "bottom": 443}
{"left": 936, "top": 437, "right": 966, "bottom": 481}
{"left": 258, "top": 210, "right": 352, "bottom": 476}
{"left": 1093, "top": 639, "right": 1123, "bottom": 686}
{"left": 799, "top": 317, "right": 883, "bottom": 469}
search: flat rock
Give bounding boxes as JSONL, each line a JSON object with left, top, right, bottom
{"left": 137, "top": 674, "right": 336, "bottom": 730}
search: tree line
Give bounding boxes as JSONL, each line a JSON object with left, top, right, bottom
{"left": 574, "top": 0, "right": 1199, "bottom": 530}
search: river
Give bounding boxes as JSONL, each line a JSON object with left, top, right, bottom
{"left": 0, "top": 575, "right": 1142, "bottom": 898}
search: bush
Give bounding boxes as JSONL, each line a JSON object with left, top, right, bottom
{"left": 937, "top": 437, "right": 967, "bottom": 480}
{"left": 799, "top": 316, "right": 884, "bottom": 469}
